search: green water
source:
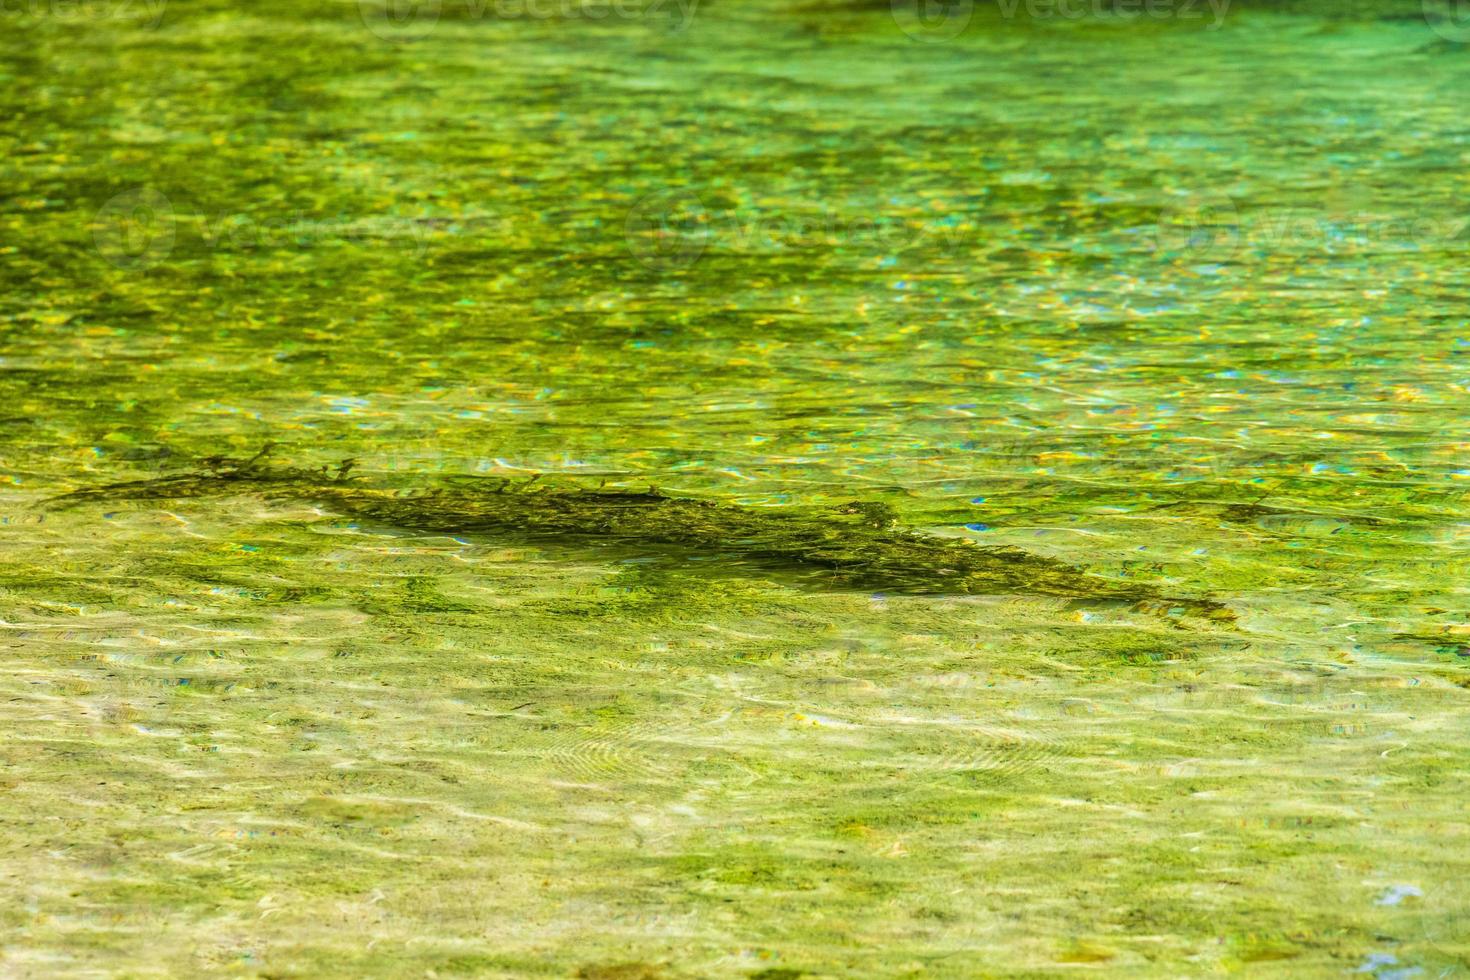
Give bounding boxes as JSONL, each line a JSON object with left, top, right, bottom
{"left": 4, "top": 0, "right": 1469, "bottom": 975}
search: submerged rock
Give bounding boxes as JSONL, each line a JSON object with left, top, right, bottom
{"left": 53, "top": 450, "right": 1233, "bottom": 622}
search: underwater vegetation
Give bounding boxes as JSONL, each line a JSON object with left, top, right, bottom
{"left": 54, "top": 448, "right": 1234, "bottom": 622}
{"left": 12, "top": 0, "right": 1470, "bottom": 972}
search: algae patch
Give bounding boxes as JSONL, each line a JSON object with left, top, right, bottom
{"left": 54, "top": 451, "right": 1233, "bottom": 620}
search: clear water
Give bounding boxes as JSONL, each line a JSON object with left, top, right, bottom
{"left": 3, "top": 1, "right": 1468, "bottom": 975}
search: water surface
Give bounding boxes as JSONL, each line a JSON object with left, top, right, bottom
{"left": 2, "top": 1, "right": 1468, "bottom": 975}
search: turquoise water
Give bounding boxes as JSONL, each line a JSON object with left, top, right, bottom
{"left": 3, "top": 1, "right": 1469, "bottom": 975}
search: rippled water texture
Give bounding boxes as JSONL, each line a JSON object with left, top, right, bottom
{"left": 3, "top": 0, "right": 1469, "bottom": 975}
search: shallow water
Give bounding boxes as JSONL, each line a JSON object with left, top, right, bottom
{"left": 3, "top": 0, "right": 1469, "bottom": 975}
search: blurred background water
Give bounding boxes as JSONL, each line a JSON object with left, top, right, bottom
{"left": 2, "top": 0, "right": 1468, "bottom": 975}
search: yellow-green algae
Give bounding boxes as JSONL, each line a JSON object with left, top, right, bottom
{"left": 53, "top": 449, "right": 1234, "bottom": 619}
{"left": 3, "top": 0, "right": 1470, "bottom": 977}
